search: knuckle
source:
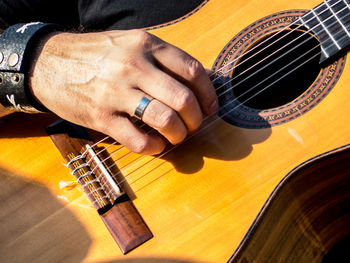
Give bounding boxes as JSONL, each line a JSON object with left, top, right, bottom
{"left": 120, "top": 56, "right": 139, "bottom": 75}
{"left": 157, "top": 109, "right": 177, "bottom": 130}
{"left": 173, "top": 130, "right": 187, "bottom": 144}
{"left": 175, "top": 89, "right": 195, "bottom": 111}
{"left": 185, "top": 58, "right": 204, "bottom": 80}
{"left": 131, "top": 29, "right": 153, "bottom": 48}
{"left": 192, "top": 116, "right": 202, "bottom": 131}
{"left": 131, "top": 137, "right": 151, "bottom": 154}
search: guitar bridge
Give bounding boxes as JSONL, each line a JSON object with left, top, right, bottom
{"left": 67, "top": 144, "right": 124, "bottom": 213}
{"left": 46, "top": 120, "right": 153, "bottom": 254}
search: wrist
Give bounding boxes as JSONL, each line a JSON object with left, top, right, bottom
{"left": 29, "top": 31, "right": 113, "bottom": 114}
{"left": 27, "top": 31, "right": 64, "bottom": 112}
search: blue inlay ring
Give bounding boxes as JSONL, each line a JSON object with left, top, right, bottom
{"left": 134, "top": 96, "right": 153, "bottom": 120}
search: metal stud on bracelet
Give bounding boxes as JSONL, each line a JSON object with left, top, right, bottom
{"left": 0, "top": 22, "right": 63, "bottom": 113}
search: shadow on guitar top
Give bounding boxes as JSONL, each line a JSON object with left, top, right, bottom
{"left": 0, "top": 167, "right": 91, "bottom": 263}
{"left": 0, "top": 112, "right": 272, "bottom": 175}
{"left": 0, "top": 112, "right": 58, "bottom": 138}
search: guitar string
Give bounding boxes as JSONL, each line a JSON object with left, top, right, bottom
{"left": 63, "top": 1, "right": 347, "bottom": 185}
{"left": 65, "top": 135, "right": 111, "bottom": 166}
{"left": 84, "top": 16, "right": 350, "bottom": 200}
{"left": 111, "top": 6, "right": 349, "bottom": 184}
{"left": 211, "top": 4, "right": 350, "bottom": 95}
{"left": 81, "top": 22, "right": 332, "bottom": 177}
{"left": 209, "top": 0, "right": 343, "bottom": 80}
{"left": 101, "top": 0, "right": 345, "bottom": 161}
{"left": 79, "top": 3, "right": 348, "bottom": 177}
{"left": 95, "top": 43, "right": 327, "bottom": 198}
{"left": 70, "top": 1, "right": 349, "bottom": 189}
{"left": 113, "top": 42, "right": 324, "bottom": 182}
{"left": 67, "top": 0, "right": 339, "bottom": 166}
{"left": 65, "top": 0, "right": 339, "bottom": 169}
{"left": 89, "top": 2, "right": 350, "bottom": 202}
{"left": 201, "top": 2, "right": 350, "bottom": 107}
{"left": 76, "top": 15, "right": 314, "bottom": 170}
{"left": 122, "top": 29, "right": 350, "bottom": 192}
{"left": 84, "top": 23, "right": 348, "bottom": 197}
{"left": 66, "top": 116, "right": 143, "bottom": 168}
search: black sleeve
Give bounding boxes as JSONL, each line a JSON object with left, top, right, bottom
{"left": 78, "top": 0, "right": 206, "bottom": 31}
{"left": 0, "top": 0, "right": 206, "bottom": 32}
{"left": 0, "top": 0, "right": 80, "bottom": 30}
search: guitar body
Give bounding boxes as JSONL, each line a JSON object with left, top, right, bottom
{"left": 1, "top": 0, "right": 350, "bottom": 262}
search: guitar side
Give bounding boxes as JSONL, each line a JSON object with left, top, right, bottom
{"left": 1, "top": 0, "right": 350, "bottom": 262}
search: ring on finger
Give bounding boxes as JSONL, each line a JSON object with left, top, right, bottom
{"left": 134, "top": 96, "right": 153, "bottom": 120}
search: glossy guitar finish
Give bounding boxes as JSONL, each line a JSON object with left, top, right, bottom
{"left": 1, "top": 0, "right": 350, "bottom": 262}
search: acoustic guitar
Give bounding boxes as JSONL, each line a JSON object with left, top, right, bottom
{"left": 1, "top": 0, "right": 350, "bottom": 262}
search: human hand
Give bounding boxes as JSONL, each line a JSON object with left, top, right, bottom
{"left": 29, "top": 30, "right": 218, "bottom": 155}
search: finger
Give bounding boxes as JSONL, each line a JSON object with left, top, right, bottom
{"left": 137, "top": 66, "right": 203, "bottom": 133}
{"left": 142, "top": 99, "right": 188, "bottom": 145}
{"left": 120, "top": 89, "right": 188, "bottom": 145}
{"left": 206, "top": 69, "right": 215, "bottom": 80}
{"left": 103, "top": 115, "right": 166, "bottom": 155}
{"left": 151, "top": 39, "right": 219, "bottom": 115}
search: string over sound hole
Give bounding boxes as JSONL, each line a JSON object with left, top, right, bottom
{"left": 231, "top": 29, "right": 321, "bottom": 110}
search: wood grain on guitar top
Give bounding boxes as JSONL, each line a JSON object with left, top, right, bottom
{"left": 1, "top": 0, "right": 350, "bottom": 262}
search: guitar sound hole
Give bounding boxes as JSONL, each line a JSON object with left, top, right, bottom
{"left": 231, "top": 29, "right": 321, "bottom": 110}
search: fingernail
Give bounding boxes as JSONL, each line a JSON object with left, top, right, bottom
{"left": 209, "top": 100, "right": 219, "bottom": 114}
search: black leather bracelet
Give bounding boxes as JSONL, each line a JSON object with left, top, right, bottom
{"left": 0, "top": 22, "right": 62, "bottom": 113}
